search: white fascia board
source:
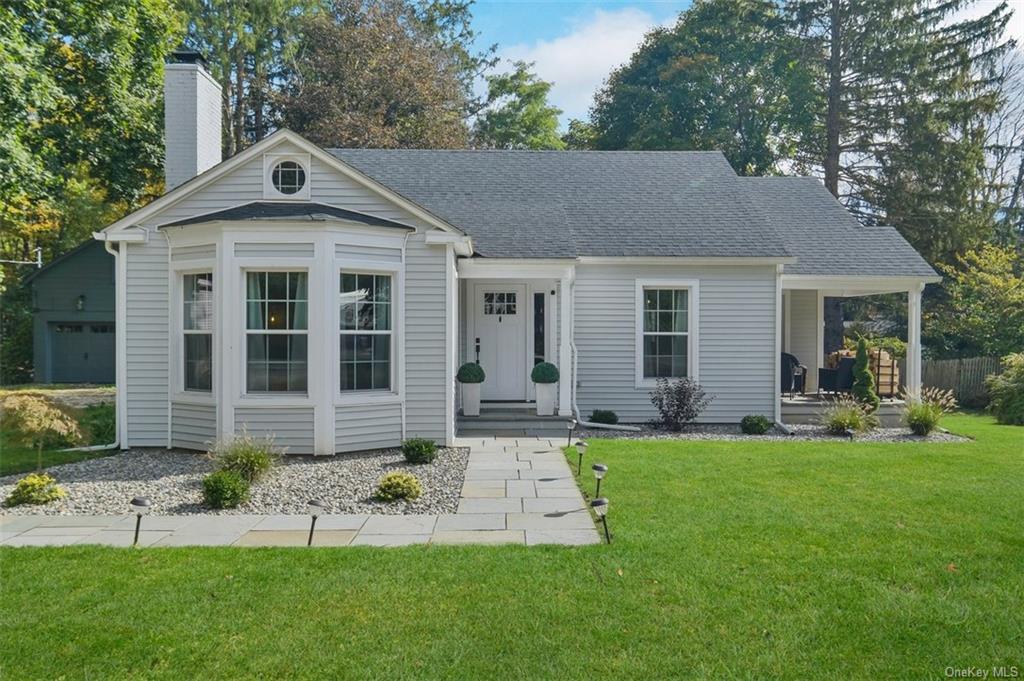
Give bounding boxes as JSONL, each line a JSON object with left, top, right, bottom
{"left": 424, "top": 231, "right": 473, "bottom": 256}
{"left": 99, "top": 129, "right": 463, "bottom": 238}
{"left": 577, "top": 256, "right": 797, "bottom": 266}
{"left": 457, "top": 258, "right": 576, "bottom": 280}
{"left": 92, "top": 229, "right": 147, "bottom": 243}
{"left": 781, "top": 274, "right": 942, "bottom": 295}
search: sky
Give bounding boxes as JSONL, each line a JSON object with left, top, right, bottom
{"left": 471, "top": 0, "right": 1024, "bottom": 129}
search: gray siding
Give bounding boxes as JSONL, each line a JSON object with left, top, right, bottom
{"left": 335, "top": 243, "right": 402, "bottom": 263}
{"left": 170, "top": 402, "right": 216, "bottom": 450}
{"left": 574, "top": 264, "right": 777, "bottom": 423}
{"left": 234, "top": 406, "right": 314, "bottom": 454}
{"left": 335, "top": 403, "right": 402, "bottom": 452}
{"left": 235, "top": 241, "right": 314, "bottom": 258}
{"left": 404, "top": 234, "right": 447, "bottom": 440}
{"left": 124, "top": 239, "right": 170, "bottom": 446}
{"left": 170, "top": 243, "right": 216, "bottom": 262}
{"left": 787, "top": 290, "right": 819, "bottom": 391}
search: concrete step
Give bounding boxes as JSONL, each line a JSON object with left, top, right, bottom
{"left": 462, "top": 412, "right": 572, "bottom": 423}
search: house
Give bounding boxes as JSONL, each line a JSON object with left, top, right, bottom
{"left": 25, "top": 240, "right": 116, "bottom": 384}
{"left": 93, "top": 51, "right": 939, "bottom": 454}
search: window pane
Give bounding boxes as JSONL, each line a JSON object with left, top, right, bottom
{"left": 247, "top": 362, "right": 267, "bottom": 392}
{"left": 533, "top": 292, "right": 545, "bottom": 364}
{"left": 290, "top": 301, "right": 308, "bottom": 330}
{"left": 183, "top": 273, "right": 213, "bottom": 331}
{"left": 247, "top": 272, "right": 266, "bottom": 299}
{"left": 268, "top": 363, "right": 288, "bottom": 391}
{"left": 267, "top": 272, "right": 287, "bottom": 300}
{"left": 289, "top": 272, "right": 307, "bottom": 301}
{"left": 372, "top": 361, "right": 390, "bottom": 389}
{"left": 184, "top": 334, "right": 212, "bottom": 391}
{"left": 644, "top": 290, "right": 658, "bottom": 310}
{"left": 267, "top": 302, "right": 287, "bottom": 330}
{"left": 247, "top": 301, "right": 264, "bottom": 330}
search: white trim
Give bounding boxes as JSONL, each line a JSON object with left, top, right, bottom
{"left": 774, "top": 264, "right": 783, "bottom": 423}
{"left": 907, "top": 284, "right": 924, "bottom": 394}
{"left": 169, "top": 263, "right": 217, "bottom": 404}
{"left": 98, "top": 129, "right": 463, "bottom": 238}
{"left": 782, "top": 290, "right": 792, "bottom": 352}
{"left": 580, "top": 256, "right": 797, "bottom": 266}
{"left": 444, "top": 245, "right": 456, "bottom": 444}
{"left": 425, "top": 231, "right": 473, "bottom": 256}
{"left": 815, "top": 290, "right": 825, "bottom": 392}
{"left": 459, "top": 259, "right": 575, "bottom": 280}
{"left": 558, "top": 274, "right": 574, "bottom": 415}
{"left": 263, "top": 152, "right": 311, "bottom": 201}
{"left": 93, "top": 228, "right": 147, "bottom": 243}
{"left": 633, "top": 278, "right": 700, "bottom": 389}
{"left": 105, "top": 240, "right": 129, "bottom": 448}
{"left": 782, "top": 274, "right": 940, "bottom": 295}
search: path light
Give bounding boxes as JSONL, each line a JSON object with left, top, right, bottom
{"left": 129, "top": 496, "right": 151, "bottom": 546}
{"left": 566, "top": 418, "right": 577, "bottom": 447}
{"left": 576, "top": 440, "right": 588, "bottom": 475}
{"left": 592, "top": 463, "right": 608, "bottom": 497}
{"left": 591, "top": 497, "right": 611, "bottom": 544}
{"left": 307, "top": 499, "right": 328, "bottom": 546}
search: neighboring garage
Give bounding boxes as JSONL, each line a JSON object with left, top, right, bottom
{"left": 26, "top": 240, "right": 115, "bottom": 384}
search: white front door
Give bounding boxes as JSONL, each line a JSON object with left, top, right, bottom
{"left": 473, "top": 283, "right": 527, "bottom": 400}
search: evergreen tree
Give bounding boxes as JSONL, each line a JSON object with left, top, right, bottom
{"left": 851, "top": 337, "right": 880, "bottom": 412}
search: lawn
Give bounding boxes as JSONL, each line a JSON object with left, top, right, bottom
{"left": 1, "top": 413, "right": 1021, "bottom": 679}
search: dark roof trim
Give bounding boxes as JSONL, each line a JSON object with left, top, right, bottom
{"left": 23, "top": 239, "right": 107, "bottom": 286}
{"left": 157, "top": 201, "right": 416, "bottom": 231}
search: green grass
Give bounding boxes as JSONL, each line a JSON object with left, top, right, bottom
{"left": 1, "top": 414, "right": 1021, "bottom": 679}
{"left": 0, "top": 434, "right": 114, "bottom": 477}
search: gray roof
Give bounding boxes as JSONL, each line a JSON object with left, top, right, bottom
{"left": 159, "top": 201, "right": 415, "bottom": 230}
{"left": 742, "top": 178, "right": 938, "bottom": 277}
{"left": 331, "top": 149, "right": 791, "bottom": 259}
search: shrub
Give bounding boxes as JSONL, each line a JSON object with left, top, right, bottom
{"left": 375, "top": 472, "right": 422, "bottom": 501}
{"left": 740, "top": 414, "right": 772, "bottom": 435}
{"left": 903, "top": 401, "right": 943, "bottom": 436}
{"left": 0, "top": 394, "right": 83, "bottom": 470}
{"left": 80, "top": 403, "right": 116, "bottom": 445}
{"left": 986, "top": 353, "right": 1024, "bottom": 425}
{"left": 820, "top": 396, "right": 879, "bottom": 435}
{"left": 851, "top": 337, "right": 880, "bottom": 412}
{"left": 402, "top": 438, "right": 437, "bottom": 464}
{"left": 456, "top": 362, "right": 485, "bottom": 383}
{"left": 650, "top": 377, "right": 713, "bottom": 430}
{"left": 843, "top": 335, "right": 907, "bottom": 359}
{"left": 202, "top": 470, "right": 250, "bottom": 509}
{"left": 589, "top": 409, "right": 619, "bottom": 425}
{"left": 4, "top": 473, "right": 66, "bottom": 507}
{"left": 530, "top": 362, "right": 559, "bottom": 384}
{"left": 209, "top": 433, "right": 279, "bottom": 482}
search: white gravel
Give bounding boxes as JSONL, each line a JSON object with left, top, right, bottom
{"left": 0, "top": 446, "right": 469, "bottom": 516}
{"left": 577, "top": 423, "right": 969, "bottom": 443}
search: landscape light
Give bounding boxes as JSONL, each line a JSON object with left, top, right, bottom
{"left": 591, "top": 497, "right": 611, "bottom": 544}
{"left": 129, "top": 496, "right": 151, "bottom": 546}
{"left": 566, "top": 419, "right": 577, "bottom": 447}
{"left": 576, "top": 440, "right": 588, "bottom": 475}
{"left": 306, "top": 499, "right": 328, "bottom": 546}
{"left": 592, "top": 463, "right": 608, "bottom": 497}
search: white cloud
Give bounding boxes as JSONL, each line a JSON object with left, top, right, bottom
{"left": 498, "top": 8, "right": 673, "bottom": 124}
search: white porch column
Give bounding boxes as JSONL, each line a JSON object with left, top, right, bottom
{"left": 907, "top": 284, "right": 923, "bottom": 395}
{"left": 558, "top": 272, "right": 573, "bottom": 416}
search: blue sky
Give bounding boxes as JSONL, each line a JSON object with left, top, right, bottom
{"left": 469, "top": 0, "right": 1022, "bottom": 129}
{"left": 471, "top": 1, "right": 693, "bottom": 125}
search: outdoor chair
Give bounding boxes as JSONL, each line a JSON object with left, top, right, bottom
{"left": 818, "top": 357, "right": 855, "bottom": 396}
{"left": 781, "top": 352, "right": 807, "bottom": 397}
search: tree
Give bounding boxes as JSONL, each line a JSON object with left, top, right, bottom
{"left": 282, "top": 0, "right": 471, "bottom": 148}
{"left": 590, "top": 0, "right": 814, "bottom": 174}
{"left": 851, "top": 337, "right": 880, "bottom": 412}
{"left": 562, "top": 119, "right": 597, "bottom": 150}
{"left": 474, "top": 61, "right": 564, "bottom": 150}
{"left": 925, "top": 244, "right": 1024, "bottom": 358}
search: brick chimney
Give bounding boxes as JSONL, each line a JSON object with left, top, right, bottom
{"left": 164, "top": 49, "right": 222, "bottom": 190}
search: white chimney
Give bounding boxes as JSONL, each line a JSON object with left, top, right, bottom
{"left": 164, "top": 49, "right": 222, "bottom": 190}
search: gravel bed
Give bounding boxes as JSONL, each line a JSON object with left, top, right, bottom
{"left": 0, "top": 446, "right": 469, "bottom": 516}
{"left": 577, "top": 423, "right": 969, "bottom": 443}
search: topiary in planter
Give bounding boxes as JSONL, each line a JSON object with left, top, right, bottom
{"left": 375, "top": 472, "right": 423, "bottom": 501}
{"left": 531, "top": 362, "right": 559, "bottom": 384}
{"left": 456, "top": 362, "right": 485, "bottom": 383}
{"left": 740, "top": 414, "right": 772, "bottom": 435}
{"left": 589, "top": 409, "right": 619, "bottom": 425}
{"left": 401, "top": 438, "right": 437, "bottom": 464}
{"left": 851, "top": 337, "right": 880, "bottom": 413}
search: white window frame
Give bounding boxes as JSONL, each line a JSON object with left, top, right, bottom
{"left": 634, "top": 279, "right": 700, "bottom": 389}
{"left": 181, "top": 270, "right": 215, "bottom": 394}
{"left": 171, "top": 264, "right": 217, "bottom": 403}
{"left": 262, "top": 152, "right": 311, "bottom": 201}
{"left": 335, "top": 260, "right": 403, "bottom": 404}
{"left": 242, "top": 268, "right": 311, "bottom": 396}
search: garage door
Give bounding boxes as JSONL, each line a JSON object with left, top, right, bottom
{"left": 49, "top": 323, "right": 115, "bottom": 384}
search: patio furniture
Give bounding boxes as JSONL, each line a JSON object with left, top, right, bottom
{"left": 781, "top": 352, "right": 807, "bottom": 397}
{"left": 818, "top": 357, "right": 855, "bottom": 396}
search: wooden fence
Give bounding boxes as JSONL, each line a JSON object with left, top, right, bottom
{"left": 920, "top": 356, "right": 1003, "bottom": 404}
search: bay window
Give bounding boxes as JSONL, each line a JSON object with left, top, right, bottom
{"left": 246, "top": 271, "right": 308, "bottom": 393}
{"left": 183, "top": 273, "right": 213, "bottom": 391}
{"left": 340, "top": 272, "right": 393, "bottom": 391}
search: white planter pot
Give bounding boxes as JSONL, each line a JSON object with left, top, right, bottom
{"left": 535, "top": 382, "right": 556, "bottom": 416}
{"left": 461, "top": 382, "right": 481, "bottom": 417}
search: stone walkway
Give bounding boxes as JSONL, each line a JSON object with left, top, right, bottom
{"left": 0, "top": 437, "right": 599, "bottom": 547}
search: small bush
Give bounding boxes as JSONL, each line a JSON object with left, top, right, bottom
{"left": 81, "top": 403, "right": 116, "bottom": 445}
{"left": 851, "top": 337, "right": 880, "bottom": 412}
{"left": 589, "top": 409, "right": 619, "bottom": 425}
{"left": 650, "top": 377, "right": 713, "bottom": 430}
{"left": 4, "top": 473, "right": 66, "bottom": 507}
{"left": 456, "top": 362, "right": 485, "bottom": 383}
{"left": 530, "top": 362, "right": 559, "bottom": 384}
{"left": 740, "top": 414, "right": 772, "bottom": 435}
{"left": 402, "top": 438, "right": 437, "bottom": 464}
{"left": 986, "top": 353, "right": 1024, "bottom": 425}
{"left": 903, "top": 401, "right": 943, "bottom": 436}
{"left": 202, "top": 470, "right": 250, "bottom": 509}
{"left": 0, "top": 395, "right": 83, "bottom": 461}
{"left": 820, "top": 397, "right": 879, "bottom": 435}
{"left": 375, "top": 471, "right": 422, "bottom": 501}
{"left": 210, "top": 433, "right": 279, "bottom": 482}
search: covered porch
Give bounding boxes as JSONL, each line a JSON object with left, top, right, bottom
{"left": 779, "top": 275, "right": 932, "bottom": 426}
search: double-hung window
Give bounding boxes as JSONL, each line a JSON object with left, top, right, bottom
{"left": 340, "top": 272, "right": 393, "bottom": 391}
{"left": 246, "top": 271, "right": 308, "bottom": 392}
{"left": 183, "top": 273, "right": 213, "bottom": 392}
{"left": 639, "top": 285, "right": 691, "bottom": 381}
